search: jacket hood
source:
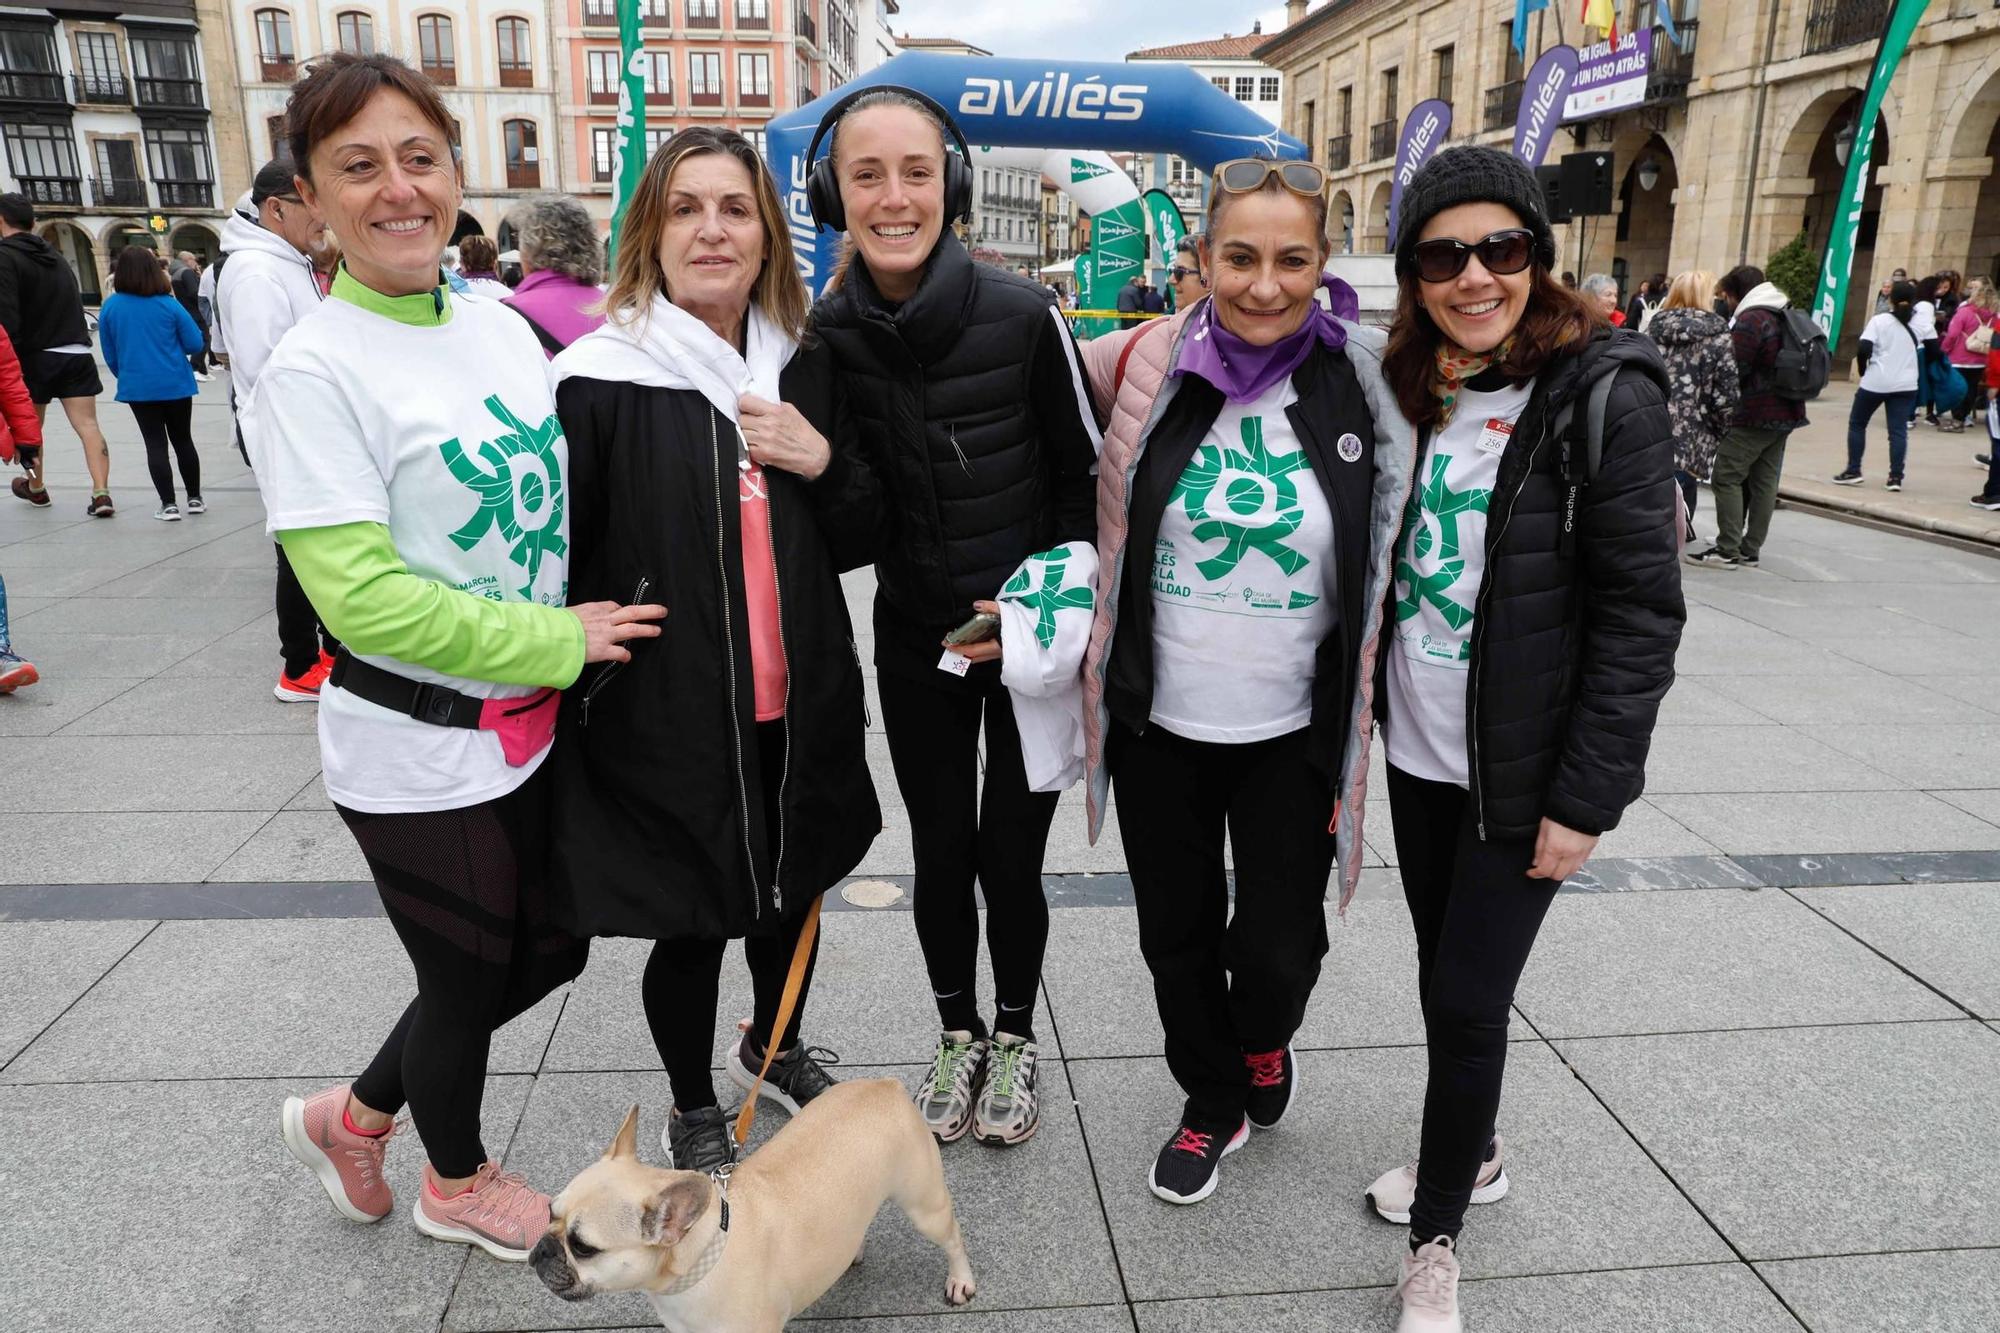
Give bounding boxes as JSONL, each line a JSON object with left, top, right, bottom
{"left": 1734, "top": 282, "right": 1790, "bottom": 317}
{"left": 551, "top": 293, "right": 796, "bottom": 421}
{"left": 1645, "top": 306, "right": 1728, "bottom": 347}
{"left": 0, "top": 232, "right": 59, "bottom": 268}
{"left": 220, "top": 210, "right": 311, "bottom": 266}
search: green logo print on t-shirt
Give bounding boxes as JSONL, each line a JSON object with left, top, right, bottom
{"left": 1168, "top": 415, "right": 1312, "bottom": 580}
{"left": 1393, "top": 453, "right": 1490, "bottom": 654}
{"left": 440, "top": 395, "right": 569, "bottom": 600}
{"left": 1001, "top": 548, "right": 1095, "bottom": 649}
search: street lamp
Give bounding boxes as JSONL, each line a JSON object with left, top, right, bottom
{"left": 1637, "top": 157, "right": 1661, "bottom": 192}
{"left": 1834, "top": 118, "right": 1856, "bottom": 168}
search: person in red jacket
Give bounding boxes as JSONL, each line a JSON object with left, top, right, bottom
{"left": 0, "top": 325, "right": 41, "bottom": 691}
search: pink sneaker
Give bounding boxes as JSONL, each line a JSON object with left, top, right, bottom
{"left": 412, "top": 1160, "right": 550, "bottom": 1262}
{"left": 1395, "top": 1234, "right": 1463, "bottom": 1332}
{"left": 280, "top": 1083, "right": 397, "bottom": 1223}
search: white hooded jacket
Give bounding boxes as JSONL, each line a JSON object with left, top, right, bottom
{"left": 214, "top": 209, "right": 322, "bottom": 403}
{"left": 995, "top": 541, "right": 1099, "bottom": 792}
{"left": 1728, "top": 280, "right": 1790, "bottom": 329}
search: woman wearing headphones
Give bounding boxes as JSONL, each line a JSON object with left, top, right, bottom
{"left": 804, "top": 87, "right": 1101, "bottom": 1149}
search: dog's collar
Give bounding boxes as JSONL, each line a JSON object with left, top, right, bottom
{"left": 656, "top": 1164, "right": 732, "bottom": 1297}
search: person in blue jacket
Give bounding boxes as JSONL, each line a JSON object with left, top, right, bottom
{"left": 97, "top": 245, "right": 206, "bottom": 520}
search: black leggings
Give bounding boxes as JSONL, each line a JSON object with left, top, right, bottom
{"left": 642, "top": 910, "right": 822, "bottom": 1111}
{"left": 275, "top": 543, "right": 339, "bottom": 678}
{"left": 128, "top": 398, "right": 200, "bottom": 507}
{"left": 878, "top": 662, "right": 1058, "bottom": 1042}
{"left": 344, "top": 765, "right": 588, "bottom": 1178}
{"left": 1385, "top": 764, "right": 1560, "bottom": 1245}
{"left": 1110, "top": 720, "right": 1335, "bottom": 1123}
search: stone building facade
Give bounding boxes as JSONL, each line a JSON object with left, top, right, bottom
{"left": 1256, "top": 0, "right": 2000, "bottom": 353}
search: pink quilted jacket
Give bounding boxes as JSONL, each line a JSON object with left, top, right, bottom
{"left": 1076, "top": 307, "right": 1418, "bottom": 911}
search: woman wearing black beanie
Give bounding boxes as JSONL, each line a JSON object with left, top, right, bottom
{"left": 1365, "top": 145, "right": 1684, "bottom": 1333}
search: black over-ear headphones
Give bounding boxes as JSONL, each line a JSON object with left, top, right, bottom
{"left": 805, "top": 83, "right": 974, "bottom": 232}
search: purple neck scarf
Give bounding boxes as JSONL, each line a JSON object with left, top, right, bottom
{"left": 1174, "top": 274, "right": 1358, "bottom": 404}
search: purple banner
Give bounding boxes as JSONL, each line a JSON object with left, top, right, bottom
{"left": 1562, "top": 31, "right": 1648, "bottom": 122}
{"left": 1387, "top": 98, "right": 1453, "bottom": 240}
{"left": 1512, "top": 45, "right": 1579, "bottom": 167}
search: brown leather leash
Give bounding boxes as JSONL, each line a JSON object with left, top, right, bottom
{"left": 731, "top": 894, "right": 823, "bottom": 1148}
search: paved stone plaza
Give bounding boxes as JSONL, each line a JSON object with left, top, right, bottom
{"left": 3, "top": 378, "right": 1999, "bottom": 1332}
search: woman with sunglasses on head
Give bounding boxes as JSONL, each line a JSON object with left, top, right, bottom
{"left": 253, "top": 53, "right": 663, "bottom": 1262}
{"left": 1078, "top": 156, "right": 1412, "bottom": 1206}
{"left": 805, "top": 87, "right": 1101, "bottom": 1151}
{"left": 547, "top": 127, "right": 880, "bottom": 1174}
{"left": 1366, "top": 145, "right": 1683, "bottom": 1332}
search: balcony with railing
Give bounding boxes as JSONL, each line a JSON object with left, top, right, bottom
{"left": 1325, "top": 133, "right": 1351, "bottom": 171}
{"left": 1484, "top": 80, "right": 1523, "bottom": 132}
{"left": 687, "top": 3, "right": 721, "bottom": 28}
{"left": 73, "top": 73, "right": 131, "bottom": 104}
{"left": 1645, "top": 21, "right": 1697, "bottom": 102}
{"left": 1367, "top": 118, "right": 1396, "bottom": 162}
{"left": 0, "top": 69, "right": 65, "bottom": 101}
{"left": 136, "top": 76, "right": 203, "bottom": 109}
{"left": 422, "top": 61, "right": 455, "bottom": 86}
{"left": 91, "top": 176, "right": 146, "bottom": 207}
{"left": 17, "top": 176, "right": 82, "bottom": 207}
{"left": 157, "top": 179, "right": 212, "bottom": 208}
{"left": 794, "top": 3, "right": 817, "bottom": 46}
{"left": 259, "top": 55, "right": 295, "bottom": 82}
{"left": 582, "top": 0, "right": 616, "bottom": 26}
{"left": 1804, "top": 0, "right": 1889, "bottom": 56}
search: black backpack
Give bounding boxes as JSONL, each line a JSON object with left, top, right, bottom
{"left": 1770, "top": 308, "right": 1830, "bottom": 401}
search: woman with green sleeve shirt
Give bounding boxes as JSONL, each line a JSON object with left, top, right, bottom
{"left": 246, "top": 53, "right": 664, "bottom": 1264}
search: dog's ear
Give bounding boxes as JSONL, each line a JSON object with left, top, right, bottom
{"left": 640, "top": 1176, "right": 711, "bottom": 1249}
{"left": 605, "top": 1105, "right": 642, "bottom": 1162}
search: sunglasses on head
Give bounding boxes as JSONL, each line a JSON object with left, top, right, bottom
{"left": 1408, "top": 229, "right": 1537, "bottom": 283}
{"left": 1215, "top": 158, "right": 1329, "bottom": 199}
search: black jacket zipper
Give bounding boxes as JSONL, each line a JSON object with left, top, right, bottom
{"left": 711, "top": 409, "right": 762, "bottom": 924}
{"left": 1466, "top": 413, "right": 1550, "bottom": 841}
{"left": 580, "top": 575, "right": 651, "bottom": 727}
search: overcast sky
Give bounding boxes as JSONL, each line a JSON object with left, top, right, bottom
{"left": 885, "top": 0, "right": 1300, "bottom": 62}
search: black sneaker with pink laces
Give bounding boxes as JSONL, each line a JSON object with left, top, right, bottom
{"left": 1147, "top": 1111, "right": 1249, "bottom": 1205}
{"left": 1244, "top": 1043, "right": 1297, "bottom": 1130}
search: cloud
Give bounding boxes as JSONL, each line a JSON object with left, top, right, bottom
{"left": 887, "top": 0, "right": 1293, "bottom": 61}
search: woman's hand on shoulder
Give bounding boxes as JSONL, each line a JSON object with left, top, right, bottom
{"left": 740, "top": 393, "right": 829, "bottom": 481}
{"left": 574, "top": 600, "right": 668, "bottom": 664}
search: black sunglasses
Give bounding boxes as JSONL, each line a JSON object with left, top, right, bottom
{"left": 1409, "top": 229, "right": 1536, "bottom": 283}
{"left": 1168, "top": 265, "right": 1202, "bottom": 282}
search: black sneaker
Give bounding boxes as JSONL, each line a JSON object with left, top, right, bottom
{"left": 1148, "top": 1112, "right": 1249, "bottom": 1205}
{"left": 1885, "top": 476, "right": 1904, "bottom": 492}
{"left": 1684, "top": 545, "right": 1739, "bottom": 570}
{"left": 1243, "top": 1044, "right": 1296, "bottom": 1130}
{"left": 1738, "top": 555, "right": 1760, "bottom": 569}
{"left": 726, "top": 1033, "right": 840, "bottom": 1114}
{"left": 1972, "top": 493, "right": 2000, "bottom": 511}
{"left": 1831, "top": 470, "right": 1864, "bottom": 486}
{"left": 1977, "top": 453, "right": 1992, "bottom": 467}
{"left": 661, "top": 1104, "right": 737, "bottom": 1172}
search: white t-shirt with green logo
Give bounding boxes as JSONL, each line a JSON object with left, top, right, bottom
{"left": 248, "top": 289, "right": 569, "bottom": 814}
{"left": 1149, "top": 381, "right": 1336, "bottom": 743}
{"left": 1384, "top": 381, "right": 1532, "bottom": 787}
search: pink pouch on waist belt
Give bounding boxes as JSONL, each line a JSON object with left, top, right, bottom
{"left": 479, "top": 688, "right": 560, "bottom": 766}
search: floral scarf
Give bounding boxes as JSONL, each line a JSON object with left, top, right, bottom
{"left": 1433, "top": 336, "right": 1516, "bottom": 427}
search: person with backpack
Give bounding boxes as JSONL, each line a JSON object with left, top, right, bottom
{"left": 1368, "top": 145, "right": 1683, "bottom": 1333}
{"left": 1837, "top": 280, "right": 1927, "bottom": 491}
{"left": 1686, "top": 266, "right": 1815, "bottom": 570}
{"left": 1940, "top": 277, "right": 1996, "bottom": 435}
{"left": 500, "top": 194, "right": 606, "bottom": 357}
{"left": 1646, "top": 269, "right": 1739, "bottom": 540}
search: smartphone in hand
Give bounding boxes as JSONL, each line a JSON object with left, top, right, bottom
{"left": 943, "top": 610, "right": 1001, "bottom": 647}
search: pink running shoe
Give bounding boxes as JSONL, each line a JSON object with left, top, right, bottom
{"left": 280, "top": 1083, "right": 397, "bottom": 1223}
{"left": 412, "top": 1160, "right": 550, "bottom": 1262}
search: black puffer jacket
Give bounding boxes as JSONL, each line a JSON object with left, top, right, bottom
{"left": 1379, "top": 327, "right": 1684, "bottom": 839}
{"left": 0, "top": 232, "right": 91, "bottom": 355}
{"left": 549, "top": 352, "right": 880, "bottom": 941}
{"left": 809, "top": 233, "right": 1100, "bottom": 670}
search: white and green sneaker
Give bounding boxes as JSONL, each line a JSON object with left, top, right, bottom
{"left": 972, "top": 1034, "right": 1041, "bottom": 1148}
{"left": 916, "top": 1030, "right": 988, "bottom": 1143}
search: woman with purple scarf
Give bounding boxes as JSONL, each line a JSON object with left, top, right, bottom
{"left": 1077, "top": 157, "right": 1410, "bottom": 1208}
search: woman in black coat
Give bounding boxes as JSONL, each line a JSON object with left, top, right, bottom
{"left": 549, "top": 127, "right": 879, "bottom": 1174}
{"left": 1363, "top": 146, "right": 1684, "bottom": 1333}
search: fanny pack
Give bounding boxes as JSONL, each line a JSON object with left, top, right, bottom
{"left": 328, "top": 650, "right": 559, "bottom": 766}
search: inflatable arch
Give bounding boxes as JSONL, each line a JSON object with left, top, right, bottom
{"left": 766, "top": 51, "right": 1307, "bottom": 297}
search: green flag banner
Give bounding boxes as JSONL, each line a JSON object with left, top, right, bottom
{"left": 1076, "top": 195, "right": 1149, "bottom": 339}
{"left": 1812, "top": 0, "right": 1930, "bottom": 346}
{"left": 607, "top": 0, "right": 648, "bottom": 263}
{"left": 1143, "top": 188, "right": 1189, "bottom": 311}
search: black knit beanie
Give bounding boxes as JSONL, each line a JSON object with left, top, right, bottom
{"left": 1392, "top": 144, "right": 1557, "bottom": 275}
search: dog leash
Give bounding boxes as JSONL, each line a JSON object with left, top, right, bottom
{"left": 731, "top": 894, "right": 824, "bottom": 1148}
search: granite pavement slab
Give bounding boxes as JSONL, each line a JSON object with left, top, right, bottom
{"left": 54, "top": 673, "right": 323, "bottom": 735}
{"left": 207, "top": 810, "right": 375, "bottom": 882}
{"left": 1758, "top": 1249, "right": 2000, "bottom": 1333}
{"left": 0, "top": 1075, "right": 532, "bottom": 1333}
{"left": 0, "top": 917, "right": 566, "bottom": 1083}
{"left": 0, "top": 676, "right": 139, "bottom": 736}
{"left": 1514, "top": 888, "right": 1961, "bottom": 1037}
{"left": 1636, "top": 725, "right": 1899, "bottom": 795}
{"left": 0, "top": 810, "right": 270, "bottom": 885}
{"left": 0, "top": 919, "right": 154, "bottom": 1066}
{"left": 1791, "top": 881, "right": 2000, "bottom": 1017}
{"left": 1800, "top": 723, "right": 2000, "bottom": 790}
{"left": 8, "top": 733, "right": 326, "bottom": 812}
{"left": 21, "top": 593, "right": 268, "bottom": 638}
{"left": 1699, "top": 671, "right": 1999, "bottom": 726}
{"left": 13, "top": 630, "right": 216, "bottom": 678}
{"left": 1069, "top": 1044, "right": 1729, "bottom": 1302}
{"left": 1646, "top": 790, "right": 2000, "bottom": 855}
{"left": 441, "top": 1068, "right": 1123, "bottom": 1330}
{"left": 1558, "top": 1020, "right": 2000, "bottom": 1258}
